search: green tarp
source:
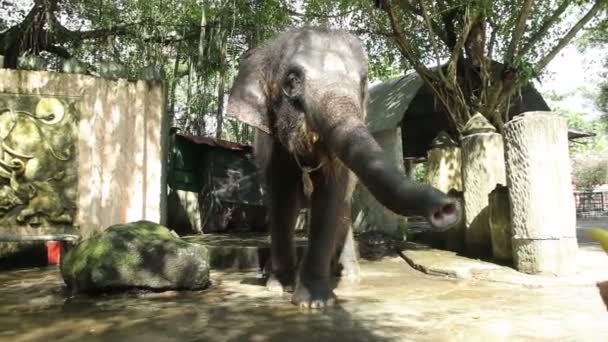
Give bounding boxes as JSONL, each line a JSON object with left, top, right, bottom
{"left": 168, "top": 134, "right": 264, "bottom": 205}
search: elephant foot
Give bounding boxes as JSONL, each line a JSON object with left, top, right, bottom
{"left": 265, "top": 271, "right": 295, "bottom": 293}
{"left": 291, "top": 276, "right": 336, "bottom": 309}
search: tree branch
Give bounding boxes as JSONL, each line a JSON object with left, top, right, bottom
{"left": 535, "top": 0, "right": 604, "bottom": 72}
{"left": 60, "top": 23, "right": 136, "bottom": 42}
{"left": 487, "top": 0, "right": 604, "bottom": 128}
{"left": 394, "top": 0, "right": 450, "bottom": 45}
{"left": 383, "top": 0, "right": 433, "bottom": 78}
{"left": 197, "top": 1, "right": 207, "bottom": 70}
{"left": 487, "top": 19, "right": 498, "bottom": 59}
{"left": 281, "top": 2, "right": 360, "bottom": 19}
{"left": 382, "top": 0, "right": 466, "bottom": 133}
{"left": 465, "top": 16, "right": 486, "bottom": 65}
{"left": 418, "top": 0, "right": 442, "bottom": 68}
{"left": 397, "top": 0, "right": 422, "bottom": 15}
{"left": 518, "top": 0, "right": 573, "bottom": 57}
{"left": 350, "top": 28, "right": 395, "bottom": 38}
{"left": 436, "top": 0, "right": 459, "bottom": 50}
{"left": 505, "top": 0, "right": 535, "bottom": 63}
{"left": 447, "top": 11, "right": 475, "bottom": 77}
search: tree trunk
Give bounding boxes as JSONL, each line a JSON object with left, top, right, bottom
{"left": 215, "top": 27, "right": 228, "bottom": 139}
{"left": 197, "top": 1, "right": 207, "bottom": 70}
{"left": 168, "top": 51, "right": 181, "bottom": 124}
{"left": 186, "top": 57, "right": 193, "bottom": 133}
{"left": 216, "top": 76, "right": 225, "bottom": 139}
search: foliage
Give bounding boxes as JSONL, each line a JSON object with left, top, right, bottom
{"left": 570, "top": 6, "right": 608, "bottom": 116}
{"left": 414, "top": 162, "right": 428, "bottom": 184}
{"left": 564, "top": 111, "right": 608, "bottom": 152}
{"left": 551, "top": 105, "right": 608, "bottom": 189}
{"left": 571, "top": 150, "right": 608, "bottom": 189}
{"left": 598, "top": 83, "right": 608, "bottom": 113}
{"left": 368, "top": 0, "right": 607, "bottom": 136}
{"left": 1, "top": 0, "right": 606, "bottom": 144}
{"left": 582, "top": 9, "right": 608, "bottom": 47}
{"left": 0, "top": 0, "right": 297, "bottom": 142}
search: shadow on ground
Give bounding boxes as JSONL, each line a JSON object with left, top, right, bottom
{"left": 1, "top": 217, "right": 608, "bottom": 341}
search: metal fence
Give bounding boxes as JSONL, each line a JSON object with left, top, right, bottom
{"left": 574, "top": 191, "right": 608, "bottom": 217}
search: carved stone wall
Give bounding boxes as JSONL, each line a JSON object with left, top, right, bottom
{"left": 0, "top": 69, "right": 168, "bottom": 238}
{"left": 504, "top": 112, "right": 577, "bottom": 275}
{"left": 0, "top": 94, "right": 78, "bottom": 232}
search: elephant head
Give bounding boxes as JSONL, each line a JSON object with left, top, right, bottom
{"left": 227, "top": 28, "right": 460, "bottom": 229}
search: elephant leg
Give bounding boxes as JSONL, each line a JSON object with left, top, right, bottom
{"left": 263, "top": 140, "right": 302, "bottom": 293}
{"left": 292, "top": 165, "right": 349, "bottom": 309}
{"left": 331, "top": 173, "right": 360, "bottom": 284}
{"left": 333, "top": 207, "right": 360, "bottom": 285}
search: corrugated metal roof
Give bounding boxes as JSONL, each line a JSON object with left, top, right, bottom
{"left": 366, "top": 72, "right": 424, "bottom": 133}
{"left": 568, "top": 128, "right": 595, "bottom": 140}
{"left": 367, "top": 74, "right": 594, "bottom": 142}
{"left": 176, "top": 134, "right": 252, "bottom": 152}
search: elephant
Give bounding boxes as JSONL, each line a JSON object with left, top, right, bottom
{"left": 227, "top": 27, "right": 461, "bottom": 309}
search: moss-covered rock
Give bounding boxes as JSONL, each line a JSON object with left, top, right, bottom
{"left": 60, "top": 221, "right": 210, "bottom": 293}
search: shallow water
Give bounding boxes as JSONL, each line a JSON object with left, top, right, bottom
{"left": 1, "top": 257, "right": 607, "bottom": 342}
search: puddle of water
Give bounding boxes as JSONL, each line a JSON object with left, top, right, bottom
{"left": 1, "top": 260, "right": 607, "bottom": 342}
{"left": 0, "top": 267, "right": 397, "bottom": 342}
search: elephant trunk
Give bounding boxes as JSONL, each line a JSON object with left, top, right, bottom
{"left": 310, "top": 94, "right": 461, "bottom": 229}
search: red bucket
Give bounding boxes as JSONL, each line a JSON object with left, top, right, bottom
{"left": 46, "top": 241, "right": 62, "bottom": 265}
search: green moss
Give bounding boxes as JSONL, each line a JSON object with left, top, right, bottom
{"left": 61, "top": 220, "right": 209, "bottom": 292}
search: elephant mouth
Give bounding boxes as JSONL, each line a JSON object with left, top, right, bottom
{"left": 0, "top": 142, "right": 33, "bottom": 179}
{"left": 282, "top": 117, "right": 322, "bottom": 158}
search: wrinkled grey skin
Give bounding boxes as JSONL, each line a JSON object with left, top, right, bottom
{"left": 228, "top": 28, "right": 461, "bottom": 309}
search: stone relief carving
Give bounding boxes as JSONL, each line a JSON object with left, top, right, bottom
{"left": 0, "top": 94, "right": 78, "bottom": 229}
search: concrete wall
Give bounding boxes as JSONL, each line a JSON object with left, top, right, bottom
{"left": 0, "top": 69, "right": 168, "bottom": 237}
{"left": 352, "top": 127, "right": 407, "bottom": 236}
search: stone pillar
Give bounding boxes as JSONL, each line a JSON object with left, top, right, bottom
{"left": 426, "top": 131, "right": 462, "bottom": 193}
{"left": 404, "top": 159, "right": 416, "bottom": 181}
{"left": 461, "top": 113, "right": 507, "bottom": 257}
{"left": 426, "top": 131, "right": 463, "bottom": 251}
{"left": 504, "top": 112, "right": 577, "bottom": 275}
{"left": 489, "top": 185, "right": 512, "bottom": 262}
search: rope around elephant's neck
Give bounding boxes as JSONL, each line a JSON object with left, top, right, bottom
{"left": 293, "top": 154, "right": 325, "bottom": 199}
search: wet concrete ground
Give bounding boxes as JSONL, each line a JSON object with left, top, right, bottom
{"left": 1, "top": 251, "right": 607, "bottom": 342}
{"left": 1, "top": 219, "right": 608, "bottom": 341}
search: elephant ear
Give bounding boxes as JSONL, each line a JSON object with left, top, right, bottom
{"left": 227, "top": 48, "right": 271, "bottom": 133}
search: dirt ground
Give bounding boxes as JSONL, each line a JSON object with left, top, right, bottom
{"left": 0, "top": 218, "right": 607, "bottom": 342}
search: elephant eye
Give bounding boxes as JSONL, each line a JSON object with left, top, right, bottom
{"left": 282, "top": 70, "right": 303, "bottom": 99}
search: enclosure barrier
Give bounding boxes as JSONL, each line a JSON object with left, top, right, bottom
{"left": 0, "top": 68, "right": 168, "bottom": 253}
